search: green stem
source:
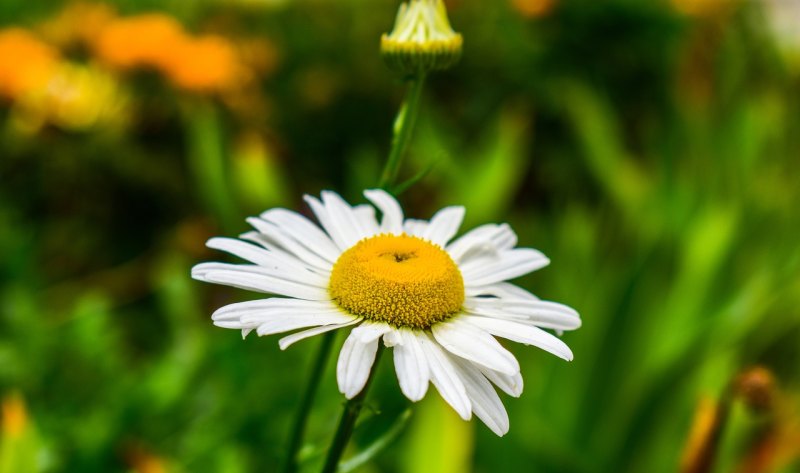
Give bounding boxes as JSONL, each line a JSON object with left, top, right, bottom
{"left": 282, "top": 331, "right": 337, "bottom": 473}
{"left": 182, "top": 98, "right": 238, "bottom": 233}
{"left": 379, "top": 75, "right": 427, "bottom": 189}
{"left": 320, "top": 346, "right": 385, "bottom": 473}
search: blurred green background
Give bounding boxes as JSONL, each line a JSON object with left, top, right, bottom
{"left": 1, "top": 0, "right": 799, "bottom": 472}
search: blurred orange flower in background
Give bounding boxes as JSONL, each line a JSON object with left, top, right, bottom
{"left": 93, "top": 13, "right": 186, "bottom": 71}
{"left": 0, "top": 29, "right": 60, "bottom": 100}
{"left": 162, "top": 35, "right": 246, "bottom": 93}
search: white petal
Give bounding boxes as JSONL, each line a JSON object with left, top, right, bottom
{"left": 255, "top": 313, "right": 358, "bottom": 336}
{"left": 211, "top": 298, "right": 339, "bottom": 321}
{"left": 446, "top": 224, "right": 517, "bottom": 262}
{"left": 303, "top": 194, "right": 350, "bottom": 251}
{"left": 419, "top": 334, "right": 472, "bottom": 420}
{"left": 247, "top": 218, "right": 333, "bottom": 271}
{"left": 206, "top": 237, "right": 282, "bottom": 267}
{"left": 423, "top": 206, "right": 465, "bottom": 246}
{"left": 259, "top": 208, "right": 341, "bottom": 262}
{"left": 465, "top": 282, "right": 539, "bottom": 300}
{"left": 462, "top": 316, "right": 573, "bottom": 361}
{"left": 238, "top": 231, "right": 332, "bottom": 277}
{"left": 352, "top": 321, "right": 393, "bottom": 343}
{"left": 392, "top": 329, "right": 430, "bottom": 401}
{"left": 460, "top": 249, "right": 550, "bottom": 287}
{"left": 451, "top": 357, "right": 509, "bottom": 436}
{"left": 337, "top": 327, "right": 381, "bottom": 399}
{"left": 478, "top": 366, "right": 524, "bottom": 397}
{"left": 403, "top": 219, "right": 428, "bottom": 237}
{"left": 321, "top": 191, "right": 370, "bottom": 248}
{"left": 193, "top": 261, "right": 329, "bottom": 288}
{"left": 364, "top": 189, "right": 404, "bottom": 234}
{"left": 353, "top": 204, "right": 380, "bottom": 236}
{"left": 191, "top": 265, "right": 329, "bottom": 300}
{"left": 465, "top": 299, "right": 582, "bottom": 331}
{"left": 278, "top": 318, "right": 361, "bottom": 350}
{"left": 431, "top": 318, "right": 520, "bottom": 375}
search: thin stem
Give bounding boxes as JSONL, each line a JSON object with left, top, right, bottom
{"left": 320, "top": 346, "right": 385, "bottom": 473}
{"left": 379, "top": 75, "right": 427, "bottom": 189}
{"left": 282, "top": 332, "right": 337, "bottom": 473}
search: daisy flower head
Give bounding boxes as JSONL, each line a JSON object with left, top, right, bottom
{"left": 192, "top": 190, "right": 581, "bottom": 436}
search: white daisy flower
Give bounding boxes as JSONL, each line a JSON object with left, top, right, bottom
{"left": 192, "top": 189, "right": 580, "bottom": 436}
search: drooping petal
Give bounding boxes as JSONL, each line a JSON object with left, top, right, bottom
{"left": 431, "top": 318, "right": 520, "bottom": 375}
{"left": 451, "top": 357, "right": 510, "bottom": 436}
{"left": 462, "top": 315, "right": 573, "bottom": 361}
{"left": 464, "top": 298, "right": 582, "bottom": 331}
{"left": 478, "top": 366, "right": 524, "bottom": 398}
{"left": 419, "top": 333, "right": 472, "bottom": 420}
{"left": 337, "top": 326, "right": 382, "bottom": 398}
{"left": 391, "top": 329, "right": 430, "bottom": 401}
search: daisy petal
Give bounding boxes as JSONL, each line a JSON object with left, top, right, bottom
{"left": 278, "top": 318, "right": 361, "bottom": 350}
{"left": 451, "top": 357, "right": 510, "bottom": 436}
{"left": 337, "top": 326, "right": 381, "bottom": 399}
{"left": 211, "top": 298, "right": 340, "bottom": 321}
{"left": 419, "top": 334, "right": 472, "bottom": 420}
{"left": 463, "top": 316, "right": 574, "bottom": 361}
{"left": 322, "top": 191, "right": 371, "bottom": 247}
{"left": 353, "top": 204, "right": 380, "bottom": 236}
{"left": 465, "top": 299, "right": 582, "bottom": 331}
{"left": 259, "top": 208, "right": 340, "bottom": 262}
{"left": 255, "top": 313, "right": 358, "bottom": 336}
{"left": 303, "top": 194, "right": 350, "bottom": 251}
{"left": 403, "top": 219, "right": 428, "bottom": 237}
{"left": 423, "top": 206, "right": 465, "bottom": 246}
{"left": 431, "top": 318, "right": 520, "bottom": 375}
{"left": 446, "top": 223, "right": 517, "bottom": 262}
{"left": 247, "top": 218, "right": 333, "bottom": 271}
{"left": 478, "top": 366, "right": 524, "bottom": 397}
{"left": 364, "top": 189, "right": 404, "bottom": 234}
{"left": 391, "top": 329, "right": 430, "bottom": 401}
{"left": 460, "top": 249, "right": 550, "bottom": 287}
{"left": 191, "top": 265, "right": 328, "bottom": 300}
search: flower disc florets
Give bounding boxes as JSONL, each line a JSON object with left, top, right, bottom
{"left": 329, "top": 234, "right": 464, "bottom": 329}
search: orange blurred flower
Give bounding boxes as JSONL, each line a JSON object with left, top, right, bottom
{"left": 93, "top": 13, "right": 186, "bottom": 71}
{"left": 0, "top": 28, "right": 60, "bottom": 99}
{"left": 1, "top": 393, "right": 28, "bottom": 438}
{"left": 511, "top": 0, "right": 556, "bottom": 19}
{"left": 39, "top": 2, "right": 117, "bottom": 49}
{"left": 162, "top": 35, "right": 246, "bottom": 93}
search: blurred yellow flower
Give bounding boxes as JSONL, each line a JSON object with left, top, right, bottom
{"left": 1, "top": 393, "right": 28, "bottom": 438}
{"left": 162, "top": 35, "right": 246, "bottom": 93}
{"left": 0, "top": 28, "right": 60, "bottom": 100}
{"left": 93, "top": 13, "right": 185, "bottom": 70}
{"left": 12, "top": 61, "right": 129, "bottom": 132}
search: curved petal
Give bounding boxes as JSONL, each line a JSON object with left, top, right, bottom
{"left": 337, "top": 326, "right": 381, "bottom": 398}
{"left": 364, "top": 189, "right": 404, "bottom": 234}
{"left": 451, "top": 357, "right": 510, "bottom": 436}
{"left": 278, "top": 318, "right": 361, "bottom": 350}
{"left": 191, "top": 263, "right": 329, "bottom": 300}
{"left": 391, "top": 329, "right": 430, "bottom": 402}
{"left": 259, "top": 208, "right": 341, "bottom": 262}
{"left": 431, "top": 318, "right": 520, "bottom": 375}
{"left": 478, "top": 366, "right": 524, "bottom": 398}
{"left": 423, "top": 206, "right": 465, "bottom": 246}
{"left": 460, "top": 249, "right": 550, "bottom": 287}
{"left": 419, "top": 333, "right": 472, "bottom": 420}
{"left": 462, "top": 315, "right": 574, "bottom": 361}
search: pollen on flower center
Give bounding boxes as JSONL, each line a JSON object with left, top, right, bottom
{"left": 329, "top": 234, "right": 464, "bottom": 329}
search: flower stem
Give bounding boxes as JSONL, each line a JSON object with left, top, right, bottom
{"left": 320, "top": 346, "right": 385, "bottom": 473}
{"left": 379, "top": 75, "right": 427, "bottom": 189}
{"left": 282, "top": 331, "right": 337, "bottom": 473}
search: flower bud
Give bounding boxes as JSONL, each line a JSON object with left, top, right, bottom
{"left": 380, "top": 0, "right": 463, "bottom": 76}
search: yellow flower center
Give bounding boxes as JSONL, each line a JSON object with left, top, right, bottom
{"left": 329, "top": 234, "right": 464, "bottom": 329}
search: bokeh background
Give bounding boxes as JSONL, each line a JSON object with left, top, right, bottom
{"left": 1, "top": 0, "right": 799, "bottom": 472}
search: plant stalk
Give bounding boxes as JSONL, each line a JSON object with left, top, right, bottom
{"left": 379, "top": 75, "right": 426, "bottom": 189}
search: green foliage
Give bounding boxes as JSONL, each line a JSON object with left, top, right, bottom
{"left": 1, "top": 0, "right": 800, "bottom": 472}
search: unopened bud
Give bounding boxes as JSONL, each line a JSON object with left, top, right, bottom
{"left": 380, "top": 0, "right": 463, "bottom": 76}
